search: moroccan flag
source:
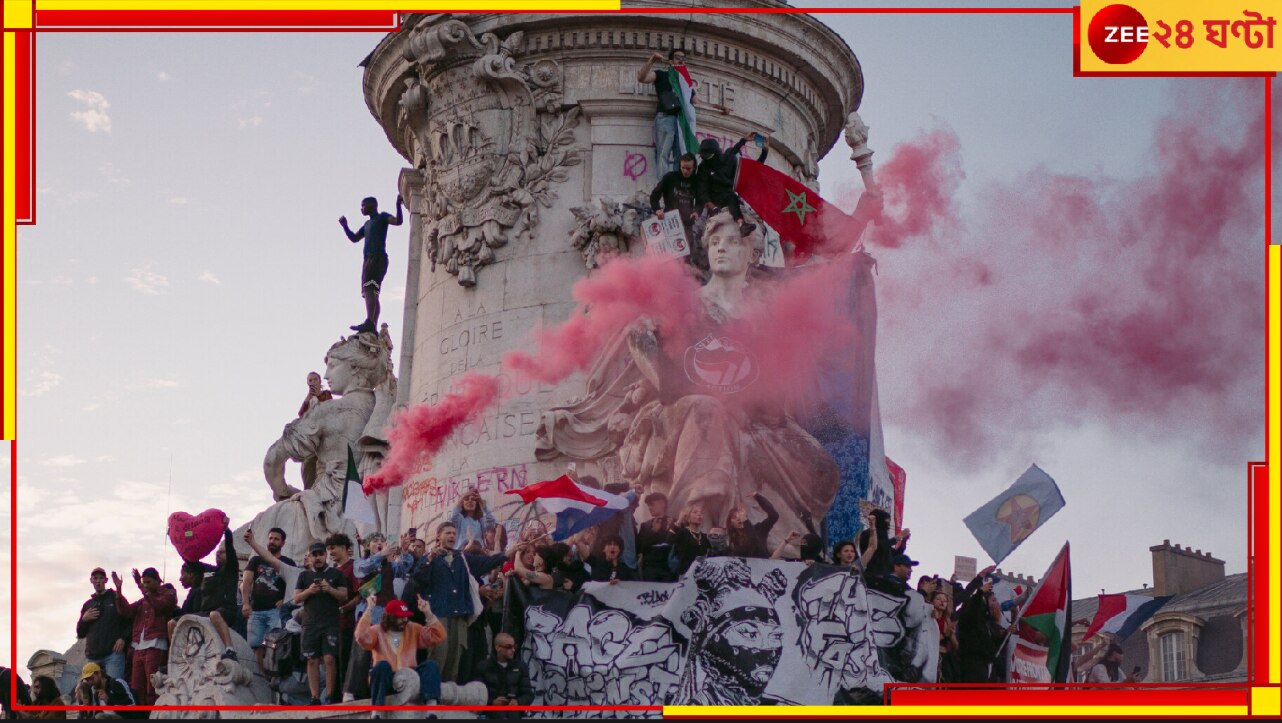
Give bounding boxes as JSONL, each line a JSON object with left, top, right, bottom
{"left": 505, "top": 475, "right": 632, "bottom": 541}
{"left": 1010, "top": 542, "right": 1072, "bottom": 683}
{"left": 669, "top": 65, "right": 697, "bottom": 156}
{"left": 963, "top": 464, "right": 1066, "bottom": 564}
{"left": 734, "top": 158, "right": 855, "bottom": 259}
{"left": 1084, "top": 593, "right": 1171, "bottom": 641}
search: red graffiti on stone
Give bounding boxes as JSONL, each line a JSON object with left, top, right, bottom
{"left": 167, "top": 508, "right": 228, "bottom": 563}
{"left": 624, "top": 151, "right": 648, "bottom": 181}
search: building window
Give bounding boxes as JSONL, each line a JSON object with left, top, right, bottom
{"left": 1160, "top": 631, "right": 1186, "bottom": 681}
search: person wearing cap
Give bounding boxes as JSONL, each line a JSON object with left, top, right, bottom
{"left": 74, "top": 662, "right": 139, "bottom": 718}
{"left": 113, "top": 567, "right": 176, "bottom": 705}
{"left": 344, "top": 532, "right": 413, "bottom": 701}
{"left": 76, "top": 568, "right": 130, "bottom": 683}
{"left": 890, "top": 553, "right": 919, "bottom": 592}
{"left": 355, "top": 595, "right": 445, "bottom": 714}
{"left": 294, "top": 541, "right": 349, "bottom": 705}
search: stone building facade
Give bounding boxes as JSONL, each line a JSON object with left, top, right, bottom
{"left": 1069, "top": 540, "right": 1248, "bottom": 683}
{"left": 359, "top": 3, "right": 863, "bottom": 538}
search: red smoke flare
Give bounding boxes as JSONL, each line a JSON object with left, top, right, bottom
{"left": 363, "top": 371, "right": 500, "bottom": 493}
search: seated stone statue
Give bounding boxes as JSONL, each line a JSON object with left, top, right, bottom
{"left": 536, "top": 212, "right": 839, "bottom": 550}
{"left": 245, "top": 333, "right": 396, "bottom": 562}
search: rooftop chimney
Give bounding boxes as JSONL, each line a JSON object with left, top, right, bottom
{"left": 1150, "top": 540, "right": 1225, "bottom": 596}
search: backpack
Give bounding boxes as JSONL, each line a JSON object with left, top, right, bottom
{"left": 261, "top": 627, "right": 298, "bottom": 678}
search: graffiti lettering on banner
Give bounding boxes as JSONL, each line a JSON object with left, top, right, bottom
{"left": 642, "top": 213, "right": 691, "bottom": 258}
{"left": 506, "top": 557, "right": 937, "bottom": 715}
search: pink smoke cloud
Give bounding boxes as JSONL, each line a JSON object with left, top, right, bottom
{"left": 872, "top": 79, "right": 1267, "bottom": 467}
{"left": 502, "top": 255, "right": 704, "bottom": 382}
{"left": 364, "top": 371, "right": 501, "bottom": 493}
{"left": 871, "top": 127, "right": 965, "bottom": 249}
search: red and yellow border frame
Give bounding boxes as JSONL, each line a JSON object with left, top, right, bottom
{"left": 1, "top": 1, "right": 1277, "bottom": 718}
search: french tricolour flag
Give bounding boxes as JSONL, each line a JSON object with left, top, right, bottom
{"left": 505, "top": 475, "right": 631, "bottom": 541}
{"left": 1084, "top": 593, "right": 1171, "bottom": 641}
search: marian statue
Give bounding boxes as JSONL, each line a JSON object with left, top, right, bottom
{"left": 536, "top": 212, "right": 840, "bottom": 549}
{"left": 245, "top": 332, "right": 396, "bottom": 561}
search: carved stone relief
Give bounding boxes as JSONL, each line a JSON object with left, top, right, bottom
{"left": 568, "top": 191, "right": 649, "bottom": 269}
{"left": 151, "top": 617, "right": 272, "bottom": 718}
{"left": 397, "top": 19, "right": 584, "bottom": 287}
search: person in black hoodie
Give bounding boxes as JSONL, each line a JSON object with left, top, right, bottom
{"left": 694, "top": 132, "right": 768, "bottom": 237}
{"left": 726, "top": 493, "right": 779, "bottom": 558}
{"left": 957, "top": 577, "right": 1012, "bottom": 683}
{"left": 195, "top": 521, "right": 241, "bottom": 661}
{"left": 472, "top": 633, "right": 533, "bottom": 719}
{"left": 636, "top": 492, "right": 676, "bottom": 582}
{"left": 589, "top": 535, "right": 638, "bottom": 583}
{"left": 76, "top": 567, "right": 130, "bottom": 681}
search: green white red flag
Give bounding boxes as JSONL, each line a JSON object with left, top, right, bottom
{"left": 669, "top": 65, "right": 697, "bottom": 156}
{"left": 1008, "top": 542, "right": 1072, "bottom": 683}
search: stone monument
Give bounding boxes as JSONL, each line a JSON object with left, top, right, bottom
{"left": 239, "top": 331, "right": 396, "bottom": 563}
{"left": 360, "top": 2, "right": 863, "bottom": 540}
{"left": 150, "top": 616, "right": 273, "bottom": 717}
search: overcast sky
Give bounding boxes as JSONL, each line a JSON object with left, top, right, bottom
{"left": 5, "top": 6, "right": 1273, "bottom": 675}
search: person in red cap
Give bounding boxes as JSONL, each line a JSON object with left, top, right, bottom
{"left": 355, "top": 594, "right": 445, "bottom": 713}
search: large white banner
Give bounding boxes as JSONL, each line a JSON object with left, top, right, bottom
{"left": 507, "top": 557, "right": 938, "bottom": 712}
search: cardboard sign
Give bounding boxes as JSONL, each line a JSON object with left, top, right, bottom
{"left": 953, "top": 555, "right": 977, "bottom": 582}
{"left": 643, "top": 214, "right": 691, "bottom": 258}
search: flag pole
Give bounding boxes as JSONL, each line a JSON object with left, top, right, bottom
{"left": 845, "top": 110, "right": 877, "bottom": 254}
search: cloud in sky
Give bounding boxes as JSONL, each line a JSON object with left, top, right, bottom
{"left": 167, "top": 196, "right": 190, "bottom": 205}
{"left": 39, "top": 455, "right": 86, "bottom": 468}
{"left": 157, "top": 71, "right": 171, "bottom": 82}
{"left": 197, "top": 270, "right": 220, "bottom": 285}
{"left": 125, "top": 265, "right": 168, "bottom": 295}
{"left": 67, "top": 89, "right": 111, "bottom": 133}
{"left": 21, "top": 371, "right": 62, "bottom": 397}
{"left": 99, "top": 162, "right": 130, "bottom": 189}
{"left": 237, "top": 115, "right": 264, "bottom": 130}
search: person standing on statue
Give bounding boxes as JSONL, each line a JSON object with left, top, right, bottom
{"left": 695, "top": 133, "right": 765, "bottom": 238}
{"left": 339, "top": 195, "right": 403, "bottom": 334}
{"left": 637, "top": 49, "right": 696, "bottom": 179}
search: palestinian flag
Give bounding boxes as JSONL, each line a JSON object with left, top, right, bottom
{"left": 358, "top": 573, "right": 382, "bottom": 599}
{"left": 1011, "top": 542, "right": 1072, "bottom": 683}
{"left": 669, "top": 64, "right": 697, "bottom": 156}
{"left": 734, "top": 158, "right": 855, "bottom": 260}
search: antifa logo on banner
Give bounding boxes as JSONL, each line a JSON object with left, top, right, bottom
{"left": 504, "top": 557, "right": 938, "bottom": 715}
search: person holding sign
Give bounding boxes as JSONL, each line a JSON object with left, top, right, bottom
{"left": 650, "top": 152, "right": 701, "bottom": 257}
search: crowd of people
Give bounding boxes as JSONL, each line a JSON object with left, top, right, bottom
{"left": 20, "top": 473, "right": 1053, "bottom": 719}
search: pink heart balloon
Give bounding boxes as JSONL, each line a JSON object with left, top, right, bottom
{"left": 167, "top": 508, "right": 228, "bottom": 562}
